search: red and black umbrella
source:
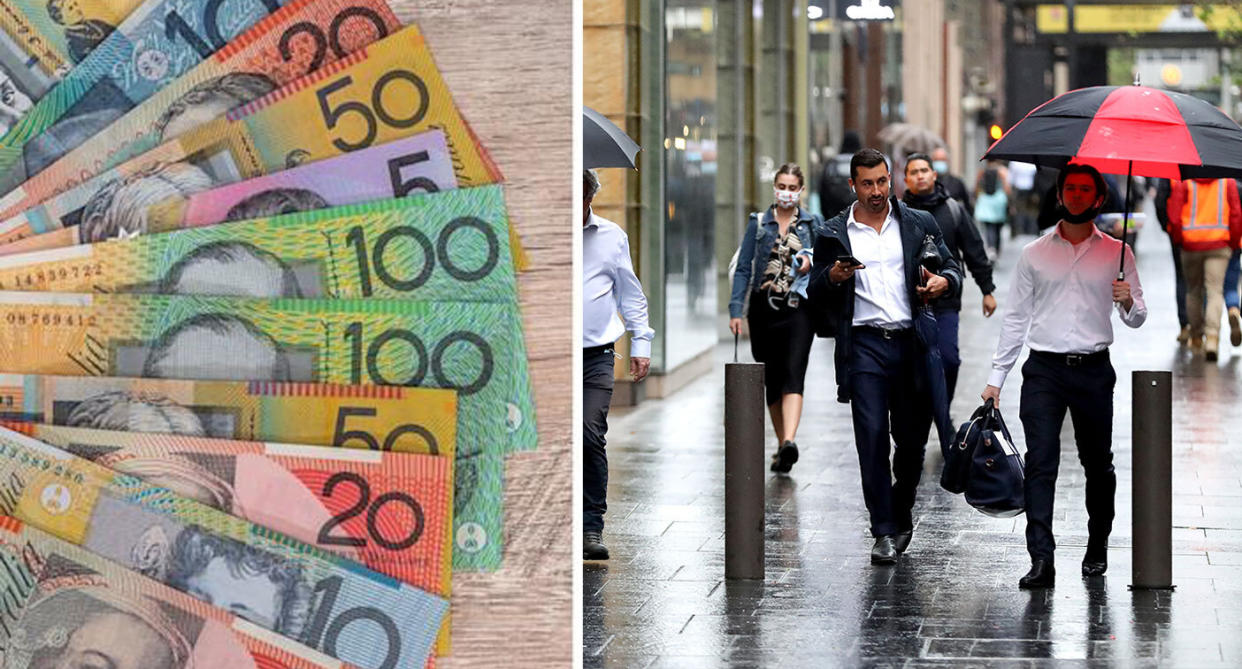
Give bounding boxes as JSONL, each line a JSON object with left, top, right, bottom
{"left": 984, "top": 82, "right": 1242, "bottom": 276}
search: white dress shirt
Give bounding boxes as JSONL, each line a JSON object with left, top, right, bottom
{"left": 583, "top": 211, "right": 654, "bottom": 357}
{"left": 988, "top": 223, "right": 1146, "bottom": 389}
{"left": 847, "top": 202, "right": 913, "bottom": 328}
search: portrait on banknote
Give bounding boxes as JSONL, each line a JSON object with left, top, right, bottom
{"left": 9, "top": 576, "right": 191, "bottom": 669}
{"left": 64, "top": 390, "right": 209, "bottom": 436}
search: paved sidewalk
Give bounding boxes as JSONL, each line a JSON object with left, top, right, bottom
{"left": 584, "top": 215, "right": 1242, "bottom": 667}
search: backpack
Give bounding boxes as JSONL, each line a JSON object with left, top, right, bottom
{"left": 982, "top": 168, "right": 999, "bottom": 195}
{"left": 818, "top": 155, "right": 854, "bottom": 219}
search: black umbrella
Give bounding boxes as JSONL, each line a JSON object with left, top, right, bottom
{"left": 983, "top": 82, "right": 1242, "bottom": 277}
{"left": 584, "top": 107, "right": 640, "bottom": 169}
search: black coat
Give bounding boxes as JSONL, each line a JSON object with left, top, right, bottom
{"left": 939, "top": 172, "right": 973, "bottom": 212}
{"left": 903, "top": 182, "right": 995, "bottom": 312}
{"left": 807, "top": 197, "right": 963, "bottom": 405}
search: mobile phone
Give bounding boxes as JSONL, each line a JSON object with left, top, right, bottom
{"left": 837, "top": 255, "right": 864, "bottom": 268}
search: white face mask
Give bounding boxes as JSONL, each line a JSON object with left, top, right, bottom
{"left": 774, "top": 187, "right": 800, "bottom": 208}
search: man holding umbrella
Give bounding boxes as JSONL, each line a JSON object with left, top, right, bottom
{"left": 981, "top": 164, "right": 1147, "bottom": 588}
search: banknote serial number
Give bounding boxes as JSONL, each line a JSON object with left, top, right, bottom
{"left": 0, "top": 263, "right": 105, "bottom": 290}
{"left": 3, "top": 311, "right": 97, "bottom": 327}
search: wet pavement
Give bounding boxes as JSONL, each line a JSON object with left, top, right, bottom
{"left": 584, "top": 212, "right": 1242, "bottom": 667}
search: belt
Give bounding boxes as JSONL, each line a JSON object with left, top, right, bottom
{"left": 1030, "top": 348, "right": 1109, "bottom": 367}
{"left": 852, "top": 325, "right": 914, "bottom": 340}
{"left": 584, "top": 344, "right": 614, "bottom": 356}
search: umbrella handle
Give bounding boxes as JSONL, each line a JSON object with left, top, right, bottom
{"left": 734, "top": 332, "right": 739, "bottom": 363}
{"left": 1117, "top": 163, "right": 1133, "bottom": 281}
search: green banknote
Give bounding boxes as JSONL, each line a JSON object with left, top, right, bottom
{"left": 0, "top": 291, "right": 534, "bottom": 461}
{"left": 0, "top": 185, "right": 516, "bottom": 302}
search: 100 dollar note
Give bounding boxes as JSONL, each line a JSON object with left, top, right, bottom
{"left": 0, "top": 425, "right": 446, "bottom": 668}
{"left": 0, "top": 374, "right": 507, "bottom": 570}
{"left": 0, "top": 185, "right": 516, "bottom": 302}
{"left": 0, "top": 517, "right": 362, "bottom": 669}
{"left": 0, "top": 0, "right": 295, "bottom": 193}
{"left": 0, "top": 0, "right": 400, "bottom": 220}
{"left": 8, "top": 422, "right": 457, "bottom": 656}
{"left": 0, "top": 23, "right": 502, "bottom": 251}
{"left": 0, "top": 291, "right": 533, "bottom": 463}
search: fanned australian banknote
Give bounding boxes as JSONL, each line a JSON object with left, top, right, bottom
{"left": 0, "top": 517, "right": 364, "bottom": 669}
{"left": 0, "top": 0, "right": 296, "bottom": 193}
{"left": 0, "top": 0, "right": 400, "bottom": 218}
{"left": 6, "top": 421, "right": 458, "bottom": 656}
{"left": 0, "top": 373, "right": 507, "bottom": 570}
{"left": 0, "top": 424, "right": 447, "bottom": 668}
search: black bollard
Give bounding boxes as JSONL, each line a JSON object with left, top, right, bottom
{"left": 1131, "top": 370, "right": 1174, "bottom": 590}
{"left": 724, "top": 360, "right": 765, "bottom": 580}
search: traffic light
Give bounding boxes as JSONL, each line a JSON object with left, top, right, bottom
{"left": 989, "top": 124, "right": 1003, "bottom": 140}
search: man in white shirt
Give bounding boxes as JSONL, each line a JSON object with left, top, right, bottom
{"left": 582, "top": 169, "right": 654, "bottom": 560}
{"left": 981, "top": 163, "right": 1146, "bottom": 589}
{"left": 807, "top": 149, "right": 961, "bottom": 565}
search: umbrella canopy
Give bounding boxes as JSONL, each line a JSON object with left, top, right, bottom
{"left": 983, "top": 84, "right": 1242, "bottom": 179}
{"left": 878, "top": 122, "right": 946, "bottom": 155}
{"left": 584, "top": 107, "right": 640, "bottom": 169}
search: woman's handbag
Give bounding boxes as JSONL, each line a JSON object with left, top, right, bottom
{"left": 942, "top": 399, "right": 1026, "bottom": 517}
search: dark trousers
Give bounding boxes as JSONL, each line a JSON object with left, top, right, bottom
{"left": 1018, "top": 353, "right": 1117, "bottom": 560}
{"left": 583, "top": 346, "right": 616, "bottom": 534}
{"left": 1171, "top": 242, "right": 1188, "bottom": 327}
{"left": 848, "top": 329, "right": 933, "bottom": 537}
{"left": 983, "top": 222, "right": 1004, "bottom": 255}
{"left": 933, "top": 307, "right": 961, "bottom": 406}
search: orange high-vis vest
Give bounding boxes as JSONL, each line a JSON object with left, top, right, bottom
{"left": 1180, "top": 179, "right": 1233, "bottom": 246}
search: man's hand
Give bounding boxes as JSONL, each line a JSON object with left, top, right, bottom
{"left": 981, "top": 384, "right": 1001, "bottom": 407}
{"left": 916, "top": 267, "right": 949, "bottom": 299}
{"left": 1112, "top": 280, "right": 1133, "bottom": 311}
{"left": 630, "top": 356, "right": 650, "bottom": 382}
{"left": 796, "top": 255, "right": 811, "bottom": 274}
{"left": 828, "top": 260, "right": 861, "bottom": 284}
{"left": 729, "top": 318, "right": 743, "bottom": 335}
{"left": 982, "top": 294, "right": 997, "bottom": 317}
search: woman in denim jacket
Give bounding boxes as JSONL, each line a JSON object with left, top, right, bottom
{"left": 728, "top": 162, "right": 823, "bottom": 474}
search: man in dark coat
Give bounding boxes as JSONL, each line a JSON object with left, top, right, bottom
{"left": 930, "top": 147, "right": 972, "bottom": 211}
{"left": 806, "top": 149, "right": 962, "bottom": 565}
{"left": 902, "top": 153, "right": 997, "bottom": 405}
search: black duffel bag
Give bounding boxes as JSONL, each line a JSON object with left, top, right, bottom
{"left": 940, "top": 399, "right": 992, "bottom": 494}
{"left": 941, "top": 399, "right": 1026, "bottom": 517}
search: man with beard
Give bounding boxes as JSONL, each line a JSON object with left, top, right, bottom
{"left": 981, "top": 164, "right": 1147, "bottom": 589}
{"left": 807, "top": 148, "right": 961, "bottom": 565}
{"left": 902, "top": 153, "right": 997, "bottom": 406}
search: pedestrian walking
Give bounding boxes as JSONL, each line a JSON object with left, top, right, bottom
{"left": 930, "top": 146, "right": 972, "bottom": 211}
{"left": 583, "top": 169, "right": 654, "bottom": 560}
{"left": 981, "top": 164, "right": 1146, "bottom": 589}
{"left": 806, "top": 148, "right": 961, "bottom": 565}
{"left": 1166, "top": 177, "right": 1242, "bottom": 360}
{"left": 902, "top": 153, "right": 997, "bottom": 407}
{"left": 1152, "top": 177, "right": 1191, "bottom": 343}
{"left": 819, "top": 130, "right": 861, "bottom": 220}
{"left": 974, "top": 160, "right": 1011, "bottom": 258}
{"left": 729, "top": 163, "right": 822, "bottom": 474}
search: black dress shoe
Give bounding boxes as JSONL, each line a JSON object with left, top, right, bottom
{"left": 894, "top": 530, "right": 913, "bottom": 554}
{"left": 871, "top": 535, "right": 898, "bottom": 565}
{"left": 1018, "top": 559, "right": 1055, "bottom": 588}
{"left": 584, "top": 531, "right": 609, "bottom": 560}
{"left": 1082, "top": 551, "right": 1107, "bottom": 577}
{"left": 770, "top": 440, "right": 799, "bottom": 474}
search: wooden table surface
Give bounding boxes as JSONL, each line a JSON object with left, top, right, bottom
{"left": 391, "top": 2, "right": 572, "bottom": 666}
